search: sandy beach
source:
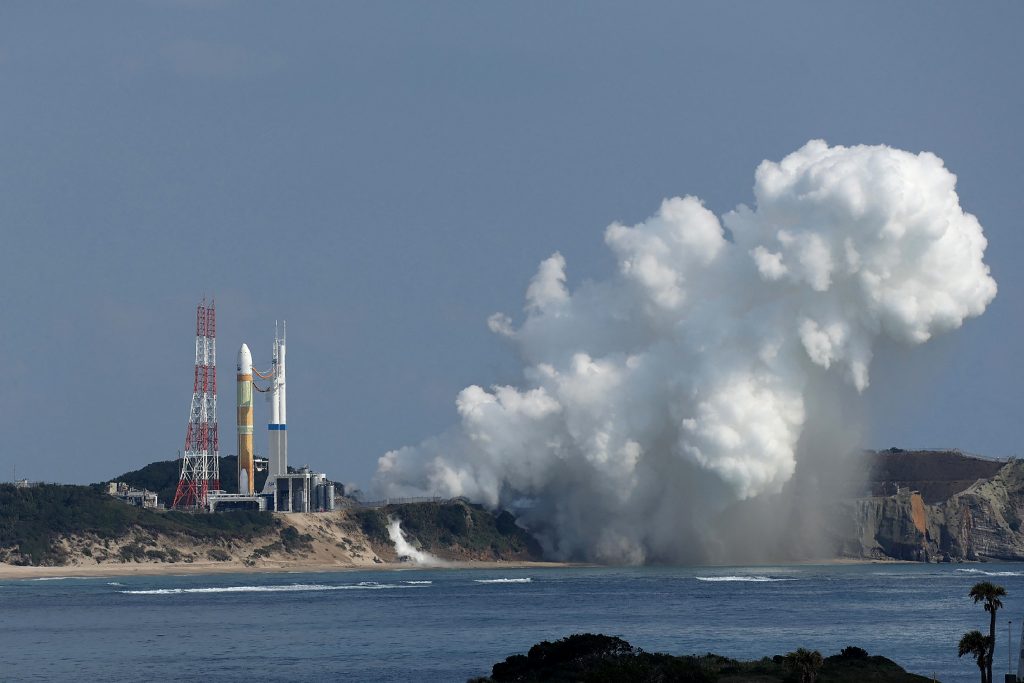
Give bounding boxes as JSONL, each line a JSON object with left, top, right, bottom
{"left": 0, "top": 559, "right": 573, "bottom": 580}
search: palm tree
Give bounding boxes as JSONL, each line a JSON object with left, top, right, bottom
{"left": 784, "top": 648, "right": 824, "bottom": 683}
{"left": 969, "top": 581, "right": 1006, "bottom": 683}
{"left": 958, "top": 630, "right": 991, "bottom": 683}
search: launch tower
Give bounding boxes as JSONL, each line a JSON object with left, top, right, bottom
{"left": 172, "top": 300, "right": 221, "bottom": 509}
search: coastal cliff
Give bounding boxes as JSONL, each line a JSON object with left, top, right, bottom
{"left": 4, "top": 451, "right": 1020, "bottom": 568}
{"left": 838, "top": 455, "right": 1024, "bottom": 562}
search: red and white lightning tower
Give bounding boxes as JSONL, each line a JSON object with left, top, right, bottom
{"left": 173, "top": 299, "right": 221, "bottom": 510}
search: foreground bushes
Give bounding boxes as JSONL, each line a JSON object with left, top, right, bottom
{"left": 471, "top": 633, "right": 930, "bottom": 683}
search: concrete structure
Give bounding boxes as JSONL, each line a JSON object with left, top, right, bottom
{"left": 108, "top": 482, "right": 160, "bottom": 509}
{"left": 269, "top": 466, "right": 333, "bottom": 512}
{"left": 207, "top": 491, "right": 268, "bottom": 512}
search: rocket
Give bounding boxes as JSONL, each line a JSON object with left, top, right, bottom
{"left": 236, "top": 343, "right": 255, "bottom": 494}
{"left": 265, "top": 325, "right": 287, "bottom": 486}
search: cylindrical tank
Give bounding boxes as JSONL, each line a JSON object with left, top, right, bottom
{"left": 236, "top": 344, "right": 255, "bottom": 495}
{"left": 325, "top": 484, "right": 335, "bottom": 511}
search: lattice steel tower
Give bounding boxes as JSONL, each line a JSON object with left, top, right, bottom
{"left": 173, "top": 299, "right": 221, "bottom": 509}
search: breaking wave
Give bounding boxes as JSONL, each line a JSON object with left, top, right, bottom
{"left": 403, "top": 580, "right": 433, "bottom": 585}
{"left": 119, "top": 582, "right": 425, "bottom": 595}
{"left": 474, "top": 578, "right": 532, "bottom": 584}
{"left": 955, "top": 568, "right": 1024, "bottom": 577}
{"left": 695, "top": 575, "right": 794, "bottom": 583}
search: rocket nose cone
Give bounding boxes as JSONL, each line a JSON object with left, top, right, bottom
{"left": 237, "top": 343, "right": 252, "bottom": 373}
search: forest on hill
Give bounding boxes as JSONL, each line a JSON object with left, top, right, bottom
{"left": 0, "top": 483, "right": 276, "bottom": 565}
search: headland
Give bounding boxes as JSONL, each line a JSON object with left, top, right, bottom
{"left": 6, "top": 448, "right": 1024, "bottom": 576}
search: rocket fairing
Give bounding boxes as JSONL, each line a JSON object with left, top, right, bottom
{"left": 236, "top": 344, "right": 255, "bottom": 495}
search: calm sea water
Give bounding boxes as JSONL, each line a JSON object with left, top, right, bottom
{"left": 2, "top": 563, "right": 1023, "bottom": 682}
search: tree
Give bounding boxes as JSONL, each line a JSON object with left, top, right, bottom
{"left": 969, "top": 581, "right": 1006, "bottom": 683}
{"left": 958, "top": 630, "right": 991, "bottom": 683}
{"left": 784, "top": 648, "right": 823, "bottom": 683}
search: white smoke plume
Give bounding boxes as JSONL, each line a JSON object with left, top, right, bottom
{"left": 374, "top": 140, "right": 997, "bottom": 564}
{"left": 387, "top": 517, "right": 447, "bottom": 566}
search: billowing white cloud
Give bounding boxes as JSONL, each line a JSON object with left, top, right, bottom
{"left": 373, "top": 140, "right": 997, "bottom": 564}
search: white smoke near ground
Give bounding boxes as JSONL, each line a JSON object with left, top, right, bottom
{"left": 373, "top": 140, "right": 997, "bottom": 564}
{"left": 387, "top": 517, "right": 447, "bottom": 566}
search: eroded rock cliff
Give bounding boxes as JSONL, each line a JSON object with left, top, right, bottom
{"left": 841, "top": 458, "right": 1024, "bottom": 562}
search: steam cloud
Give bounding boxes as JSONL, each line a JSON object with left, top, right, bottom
{"left": 387, "top": 517, "right": 446, "bottom": 566}
{"left": 373, "top": 141, "right": 997, "bottom": 564}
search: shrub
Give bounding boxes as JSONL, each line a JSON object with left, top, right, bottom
{"left": 279, "top": 526, "right": 313, "bottom": 553}
{"left": 207, "top": 548, "right": 231, "bottom": 561}
{"left": 118, "top": 543, "right": 147, "bottom": 563}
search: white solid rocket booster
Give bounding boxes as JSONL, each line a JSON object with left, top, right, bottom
{"left": 263, "top": 324, "right": 287, "bottom": 491}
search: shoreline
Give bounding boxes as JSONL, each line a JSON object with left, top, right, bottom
{"left": 0, "top": 560, "right": 573, "bottom": 580}
{"left": 0, "top": 556, "right": 959, "bottom": 580}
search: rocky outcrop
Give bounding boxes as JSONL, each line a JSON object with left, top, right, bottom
{"left": 839, "top": 492, "right": 933, "bottom": 561}
{"left": 843, "top": 459, "right": 1024, "bottom": 562}
{"left": 864, "top": 449, "right": 1004, "bottom": 503}
{"left": 934, "top": 460, "right": 1024, "bottom": 560}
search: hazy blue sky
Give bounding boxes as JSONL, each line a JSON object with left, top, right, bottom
{"left": 1, "top": 2, "right": 1021, "bottom": 486}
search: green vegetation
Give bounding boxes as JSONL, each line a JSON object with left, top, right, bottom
{"left": 112, "top": 455, "right": 268, "bottom": 505}
{"left": 207, "top": 547, "right": 232, "bottom": 562}
{"left": 962, "top": 581, "right": 1007, "bottom": 683}
{"left": 248, "top": 526, "right": 314, "bottom": 562}
{"left": 0, "top": 483, "right": 277, "bottom": 565}
{"left": 785, "top": 647, "right": 823, "bottom": 683}
{"left": 958, "top": 630, "right": 990, "bottom": 683}
{"left": 352, "top": 499, "right": 542, "bottom": 559}
{"left": 470, "top": 634, "right": 930, "bottom": 683}
{"left": 279, "top": 526, "right": 313, "bottom": 553}
{"left": 355, "top": 508, "right": 390, "bottom": 544}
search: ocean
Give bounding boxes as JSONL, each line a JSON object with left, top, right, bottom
{"left": 2, "top": 563, "right": 1022, "bottom": 682}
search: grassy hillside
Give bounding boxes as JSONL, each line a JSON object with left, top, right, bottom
{"left": 113, "top": 455, "right": 269, "bottom": 505}
{"left": 353, "top": 499, "right": 543, "bottom": 560}
{"left": 0, "top": 484, "right": 276, "bottom": 565}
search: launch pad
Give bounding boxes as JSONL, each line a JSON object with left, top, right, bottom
{"left": 173, "top": 303, "right": 339, "bottom": 513}
{"left": 207, "top": 492, "right": 267, "bottom": 512}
